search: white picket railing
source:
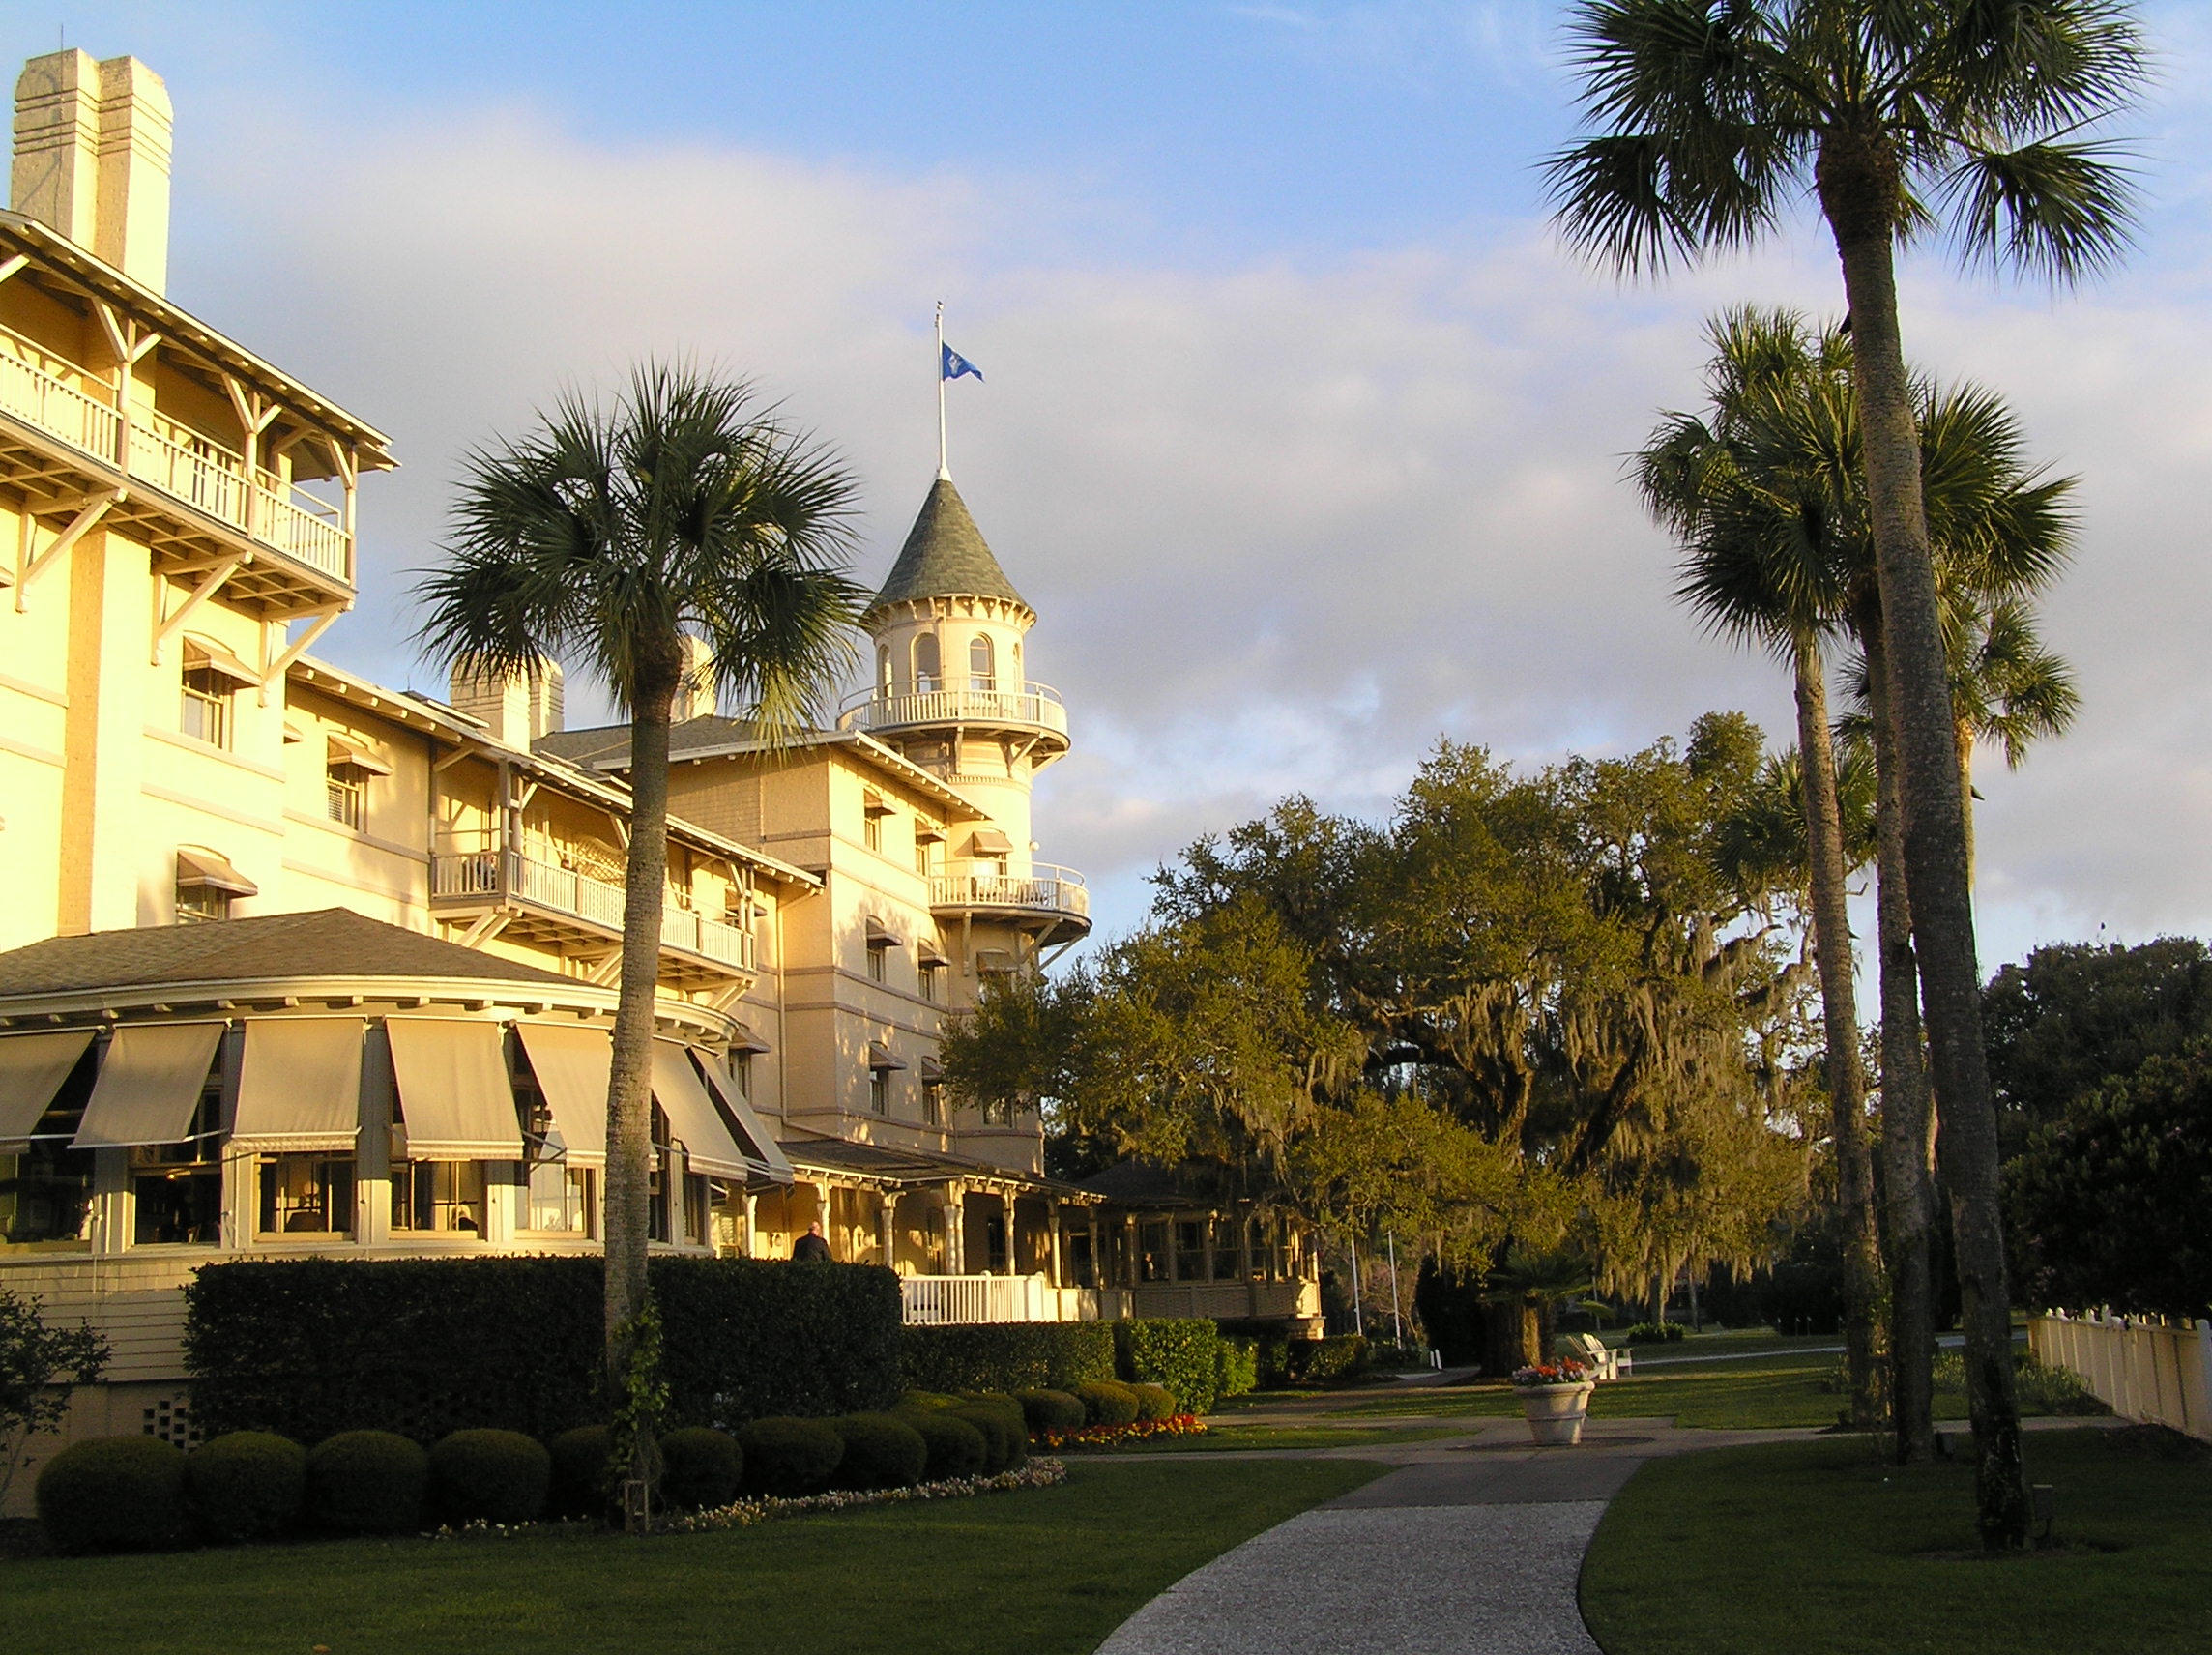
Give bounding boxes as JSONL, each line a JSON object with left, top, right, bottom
{"left": 929, "top": 863, "right": 1091, "bottom": 922}
{"left": 431, "top": 849, "right": 754, "bottom": 973}
{"left": 2029, "top": 1309, "right": 2212, "bottom": 1441}
{"left": 900, "top": 1272, "right": 1056, "bottom": 1325}
{"left": 838, "top": 681, "right": 1068, "bottom": 739}
{"left": 0, "top": 322, "right": 351, "bottom": 583}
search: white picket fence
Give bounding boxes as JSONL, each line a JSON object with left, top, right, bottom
{"left": 2028, "top": 1310, "right": 2212, "bottom": 1441}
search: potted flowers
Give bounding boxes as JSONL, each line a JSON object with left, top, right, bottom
{"left": 1512, "top": 1357, "right": 1594, "bottom": 1445}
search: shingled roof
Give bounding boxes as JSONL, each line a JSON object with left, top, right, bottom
{"left": 865, "top": 478, "right": 1028, "bottom": 616}
{"left": 0, "top": 909, "right": 575, "bottom": 999}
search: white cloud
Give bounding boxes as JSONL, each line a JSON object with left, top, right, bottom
{"left": 160, "top": 88, "right": 2212, "bottom": 970}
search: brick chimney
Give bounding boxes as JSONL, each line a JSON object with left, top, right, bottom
{"left": 12, "top": 49, "right": 173, "bottom": 293}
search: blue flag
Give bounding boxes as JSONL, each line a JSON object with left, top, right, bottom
{"left": 941, "top": 342, "right": 984, "bottom": 383}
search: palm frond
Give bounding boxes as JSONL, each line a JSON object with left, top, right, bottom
{"left": 1939, "top": 137, "right": 2139, "bottom": 281}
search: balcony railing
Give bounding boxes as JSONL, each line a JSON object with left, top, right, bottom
{"left": 838, "top": 681, "right": 1068, "bottom": 740}
{"left": 0, "top": 324, "right": 350, "bottom": 584}
{"left": 431, "top": 849, "right": 754, "bottom": 973}
{"left": 929, "top": 863, "right": 1090, "bottom": 924}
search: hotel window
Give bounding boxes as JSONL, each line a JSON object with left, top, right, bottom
{"left": 1137, "top": 1220, "right": 1170, "bottom": 1283}
{"left": 513, "top": 1043, "right": 593, "bottom": 1236}
{"left": 174, "top": 879, "right": 230, "bottom": 925}
{"left": 730, "top": 1051, "right": 753, "bottom": 1101}
{"left": 914, "top": 632, "right": 941, "bottom": 694}
{"left": 969, "top": 634, "right": 995, "bottom": 692}
{"left": 648, "top": 1104, "right": 673, "bottom": 1242}
{"left": 174, "top": 847, "right": 256, "bottom": 926}
{"left": 0, "top": 1039, "right": 98, "bottom": 1247}
{"left": 180, "top": 653, "right": 235, "bottom": 748}
{"left": 1175, "top": 1219, "right": 1207, "bottom": 1282}
{"left": 863, "top": 812, "right": 883, "bottom": 853}
{"left": 257, "top": 1155, "right": 355, "bottom": 1237}
{"left": 915, "top": 838, "right": 933, "bottom": 875}
{"left": 391, "top": 1159, "right": 486, "bottom": 1235}
{"left": 869, "top": 1067, "right": 890, "bottom": 1116}
{"left": 132, "top": 1054, "right": 225, "bottom": 1246}
{"left": 326, "top": 762, "right": 367, "bottom": 830}
{"left": 877, "top": 642, "right": 892, "bottom": 696}
{"left": 921, "top": 1078, "right": 944, "bottom": 1127}
{"left": 684, "top": 1174, "right": 712, "bottom": 1245}
{"left": 918, "top": 960, "right": 944, "bottom": 1003}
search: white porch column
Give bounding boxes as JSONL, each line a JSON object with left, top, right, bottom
{"left": 877, "top": 1193, "right": 896, "bottom": 1268}
{"left": 1087, "top": 1208, "right": 1103, "bottom": 1291}
{"left": 1047, "top": 1198, "right": 1063, "bottom": 1287}
{"left": 944, "top": 1180, "right": 967, "bottom": 1273}
{"left": 741, "top": 1189, "right": 757, "bottom": 1259}
{"left": 997, "top": 1189, "right": 1015, "bottom": 1275}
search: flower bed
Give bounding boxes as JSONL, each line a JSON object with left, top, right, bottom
{"left": 1033, "top": 1415, "right": 1208, "bottom": 1451}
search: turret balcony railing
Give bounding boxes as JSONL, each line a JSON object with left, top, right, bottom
{"left": 431, "top": 849, "right": 755, "bottom": 975}
{"left": 928, "top": 863, "right": 1091, "bottom": 926}
{"left": 837, "top": 681, "right": 1068, "bottom": 740}
{"left": 0, "top": 321, "right": 351, "bottom": 585}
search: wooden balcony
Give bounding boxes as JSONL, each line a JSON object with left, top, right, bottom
{"left": 431, "top": 849, "right": 755, "bottom": 989}
{"left": 0, "top": 322, "right": 352, "bottom": 617}
{"left": 929, "top": 862, "right": 1091, "bottom": 944}
{"left": 838, "top": 680, "right": 1069, "bottom": 748}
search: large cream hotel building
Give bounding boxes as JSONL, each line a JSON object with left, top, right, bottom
{"left": 0, "top": 49, "right": 1319, "bottom": 1480}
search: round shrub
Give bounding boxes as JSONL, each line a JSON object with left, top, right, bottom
{"left": 1014, "top": 1388, "right": 1086, "bottom": 1433}
{"left": 1071, "top": 1379, "right": 1141, "bottom": 1427}
{"left": 737, "top": 1416, "right": 844, "bottom": 1497}
{"left": 429, "top": 1429, "right": 551, "bottom": 1525}
{"left": 1129, "top": 1382, "right": 1177, "bottom": 1422}
{"left": 830, "top": 1413, "right": 929, "bottom": 1490}
{"left": 548, "top": 1425, "right": 614, "bottom": 1519}
{"left": 188, "top": 1431, "right": 306, "bottom": 1542}
{"left": 951, "top": 1404, "right": 1025, "bottom": 1473}
{"left": 899, "top": 1388, "right": 962, "bottom": 1410}
{"left": 895, "top": 1408, "right": 987, "bottom": 1481}
{"left": 37, "top": 1435, "right": 189, "bottom": 1553}
{"left": 308, "top": 1430, "right": 428, "bottom": 1535}
{"left": 658, "top": 1427, "right": 743, "bottom": 1510}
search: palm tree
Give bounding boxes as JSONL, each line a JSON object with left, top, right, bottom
{"left": 1639, "top": 308, "right": 1887, "bottom": 1431}
{"left": 417, "top": 363, "right": 862, "bottom": 1490}
{"left": 1548, "top": 0, "right": 2143, "bottom": 1546}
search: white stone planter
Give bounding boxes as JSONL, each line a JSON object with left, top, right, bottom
{"left": 1518, "top": 1380, "right": 1595, "bottom": 1445}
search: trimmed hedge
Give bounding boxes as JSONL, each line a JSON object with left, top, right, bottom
{"left": 429, "top": 1429, "right": 551, "bottom": 1525}
{"left": 738, "top": 1417, "right": 844, "bottom": 1496}
{"left": 548, "top": 1425, "right": 614, "bottom": 1518}
{"left": 1129, "top": 1381, "right": 1177, "bottom": 1422}
{"left": 901, "top": 1321, "right": 1116, "bottom": 1394}
{"left": 37, "top": 1436, "right": 189, "bottom": 1553}
{"left": 1216, "top": 1337, "right": 1259, "bottom": 1400}
{"left": 187, "top": 1431, "right": 306, "bottom": 1542}
{"left": 950, "top": 1403, "right": 1026, "bottom": 1472}
{"left": 659, "top": 1427, "right": 743, "bottom": 1510}
{"left": 1070, "top": 1379, "right": 1141, "bottom": 1427}
{"left": 830, "top": 1413, "right": 928, "bottom": 1490}
{"left": 307, "top": 1430, "right": 427, "bottom": 1535}
{"left": 1014, "top": 1388, "right": 1086, "bottom": 1433}
{"left": 1288, "top": 1334, "right": 1370, "bottom": 1385}
{"left": 896, "top": 1408, "right": 987, "bottom": 1479}
{"left": 186, "top": 1256, "right": 902, "bottom": 1443}
{"left": 1115, "top": 1319, "right": 1222, "bottom": 1414}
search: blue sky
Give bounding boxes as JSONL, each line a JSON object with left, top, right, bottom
{"left": 26, "top": 3, "right": 2212, "bottom": 970}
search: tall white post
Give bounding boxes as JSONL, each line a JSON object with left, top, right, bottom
{"left": 935, "top": 301, "right": 949, "bottom": 480}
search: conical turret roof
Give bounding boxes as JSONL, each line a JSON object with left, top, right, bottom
{"left": 866, "top": 477, "right": 1029, "bottom": 616}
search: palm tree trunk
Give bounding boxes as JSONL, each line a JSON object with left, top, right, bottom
{"left": 1956, "top": 720, "right": 1978, "bottom": 889}
{"left": 605, "top": 661, "right": 679, "bottom": 1479}
{"left": 1820, "top": 135, "right": 2028, "bottom": 1549}
{"left": 1859, "top": 607, "right": 1940, "bottom": 1464}
{"left": 1792, "top": 636, "right": 1886, "bottom": 1430}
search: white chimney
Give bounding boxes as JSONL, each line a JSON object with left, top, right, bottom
{"left": 450, "top": 661, "right": 566, "bottom": 747}
{"left": 674, "top": 634, "right": 717, "bottom": 721}
{"left": 13, "top": 49, "right": 172, "bottom": 293}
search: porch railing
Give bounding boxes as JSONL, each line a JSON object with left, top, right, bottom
{"left": 928, "top": 863, "right": 1090, "bottom": 922}
{"left": 431, "top": 849, "right": 754, "bottom": 973}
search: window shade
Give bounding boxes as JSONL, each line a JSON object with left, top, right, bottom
{"left": 386, "top": 1018, "right": 523, "bottom": 1159}
{"left": 0, "top": 1030, "right": 95, "bottom": 1147}
{"left": 73, "top": 1023, "right": 225, "bottom": 1148}
{"left": 648, "top": 1040, "right": 750, "bottom": 1180}
{"left": 232, "top": 1019, "right": 363, "bottom": 1152}
{"left": 514, "top": 1022, "right": 611, "bottom": 1167}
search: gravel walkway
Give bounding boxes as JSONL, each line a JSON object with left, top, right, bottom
{"left": 1092, "top": 1417, "right": 1812, "bottom": 1655}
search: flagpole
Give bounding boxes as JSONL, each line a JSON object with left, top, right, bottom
{"left": 935, "top": 300, "right": 949, "bottom": 480}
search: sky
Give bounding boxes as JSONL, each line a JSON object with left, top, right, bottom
{"left": 23, "top": 2, "right": 2212, "bottom": 973}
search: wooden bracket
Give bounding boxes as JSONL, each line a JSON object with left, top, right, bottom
{"left": 258, "top": 603, "right": 345, "bottom": 701}
{"left": 152, "top": 550, "right": 250, "bottom": 663}
{"left": 15, "top": 488, "right": 124, "bottom": 612}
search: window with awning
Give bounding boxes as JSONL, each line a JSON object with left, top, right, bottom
{"left": 968, "top": 828, "right": 1013, "bottom": 857}
{"left": 514, "top": 1023, "right": 611, "bottom": 1166}
{"left": 698, "top": 1060, "right": 791, "bottom": 1180}
{"left": 648, "top": 1040, "right": 752, "bottom": 1181}
{"left": 0, "top": 1031, "right": 96, "bottom": 1148}
{"left": 232, "top": 1020, "right": 364, "bottom": 1152}
{"left": 73, "top": 1023, "right": 226, "bottom": 1149}
{"left": 385, "top": 1019, "right": 524, "bottom": 1159}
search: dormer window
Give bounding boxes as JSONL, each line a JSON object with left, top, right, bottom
{"left": 174, "top": 846, "right": 257, "bottom": 924}
{"left": 179, "top": 638, "right": 254, "bottom": 748}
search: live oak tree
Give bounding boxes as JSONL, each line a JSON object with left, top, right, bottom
{"left": 418, "top": 364, "right": 861, "bottom": 1493}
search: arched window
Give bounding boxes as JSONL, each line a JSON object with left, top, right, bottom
{"left": 1010, "top": 640, "right": 1022, "bottom": 684}
{"left": 914, "top": 633, "right": 941, "bottom": 694}
{"left": 876, "top": 644, "right": 891, "bottom": 696}
{"left": 970, "top": 633, "right": 995, "bottom": 693}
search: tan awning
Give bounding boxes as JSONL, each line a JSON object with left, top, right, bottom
{"left": 233, "top": 1019, "right": 363, "bottom": 1152}
{"left": 326, "top": 732, "right": 393, "bottom": 775}
{"left": 649, "top": 1040, "right": 751, "bottom": 1181}
{"left": 866, "top": 1041, "right": 907, "bottom": 1071}
{"left": 865, "top": 916, "right": 902, "bottom": 947}
{"left": 386, "top": 1018, "right": 523, "bottom": 1159}
{"left": 699, "top": 1062, "right": 793, "bottom": 1182}
{"left": 0, "top": 1030, "right": 95, "bottom": 1147}
{"left": 913, "top": 823, "right": 946, "bottom": 844}
{"left": 918, "top": 1056, "right": 945, "bottom": 1084}
{"left": 862, "top": 790, "right": 894, "bottom": 817}
{"left": 915, "top": 936, "right": 949, "bottom": 966}
{"left": 515, "top": 1022, "right": 610, "bottom": 1167}
{"left": 968, "top": 828, "right": 1013, "bottom": 856}
{"left": 176, "top": 846, "right": 259, "bottom": 896}
{"left": 183, "top": 632, "right": 259, "bottom": 685}
{"left": 728, "top": 1025, "right": 772, "bottom": 1056}
{"left": 73, "top": 1023, "right": 225, "bottom": 1148}
{"left": 975, "top": 949, "right": 1014, "bottom": 973}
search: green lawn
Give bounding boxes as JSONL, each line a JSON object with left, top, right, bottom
{"left": 1103, "top": 1422, "right": 1468, "bottom": 1453}
{"left": 0, "top": 1459, "right": 1386, "bottom": 1655}
{"left": 1581, "top": 1429, "right": 2212, "bottom": 1655}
